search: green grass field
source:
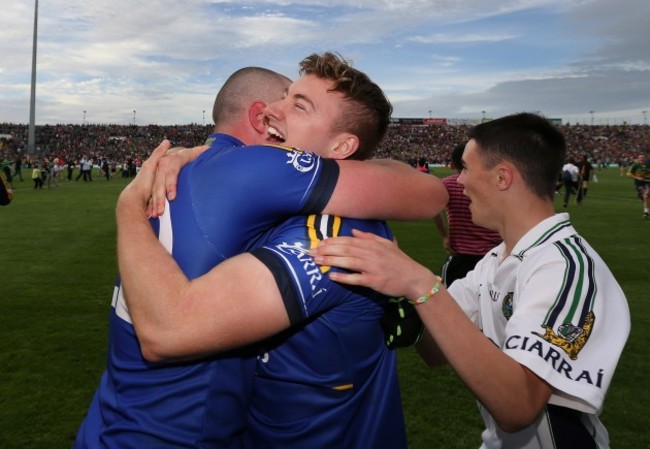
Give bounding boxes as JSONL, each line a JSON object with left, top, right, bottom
{"left": 0, "top": 167, "right": 647, "bottom": 448}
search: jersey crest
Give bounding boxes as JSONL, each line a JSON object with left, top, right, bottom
{"left": 286, "top": 150, "right": 318, "bottom": 173}
{"left": 501, "top": 292, "right": 514, "bottom": 320}
{"left": 533, "top": 311, "right": 594, "bottom": 360}
{"left": 257, "top": 144, "right": 319, "bottom": 173}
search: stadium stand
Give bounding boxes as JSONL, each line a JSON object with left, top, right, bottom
{"left": 1, "top": 121, "right": 648, "bottom": 171}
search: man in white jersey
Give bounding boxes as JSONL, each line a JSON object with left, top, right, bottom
{"left": 311, "top": 112, "right": 631, "bottom": 449}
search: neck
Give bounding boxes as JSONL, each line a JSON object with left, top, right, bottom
{"left": 501, "top": 200, "right": 556, "bottom": 257}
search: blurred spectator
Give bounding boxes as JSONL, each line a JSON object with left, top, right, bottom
{"left": 13, "top": 154, "right": 24, "bottom": 181}
{"left": 32, "top": 164, "right": 43, "bottom": 189}
{"left": 577, "top": 155, "right": 594, "bottom": 204}
{"left": 67, "top": 158, "right": 76, "bottom": 181}
{"left": 561, "top": 158, "right": 580, "bottom": 208}
{"left": 416, "top": 157, "right": 430, "bottom": 173}
{"left": 626, "top": 153, "right": 650, "bottom": 218}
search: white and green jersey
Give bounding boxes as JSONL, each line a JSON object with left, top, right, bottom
{"left": 449, "top": 213, "right": 630, "bottom": 449}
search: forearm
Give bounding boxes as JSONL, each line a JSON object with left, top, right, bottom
{"left": 117, "top": 195, "right": 290, "bottom": 361}
{"left": 327, "top": 159, "right": 448, "bottom": 220}
{"left": 116, "top": 191, "right": 193, "bottom": 358}
{"left": 415, "top": 328, "right": 447, "bottom": 367}
{"left": 413, "top": 287, "right": 551, "bottom": 431}
{"left": 311, "top": 230, "right": 550, "bottom": 429}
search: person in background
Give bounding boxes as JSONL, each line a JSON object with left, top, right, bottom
{"left": 626, "top": 153, "right": 650, "bottom": 218}
{"left": 417, "top": 157, "right": 429, "bottom": 173}
{"left": 67, "top": 158, "right": 76, "bottom": 181}
{"left": 13, "top": 154, "right": 24, "bottom": 182}
{"left": 577, "top": 154, "right": 594, "bottom": 204}
{"left": 32, "top": 164, "right": 43, "bottom": 190}
{"left": 560, "top": 158, "right": 580, "bottom": 207}
{"left": 50, "top": 158, "right": 61, "bottom": 188}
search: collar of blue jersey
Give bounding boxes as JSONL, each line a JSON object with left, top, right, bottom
{"left": 204, "top": 132, "right": 246, "bottom": 149}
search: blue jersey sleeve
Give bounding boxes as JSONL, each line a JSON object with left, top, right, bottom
{"left": 186, "top": 145, "right": 339, "bottom": 257}
{"left": 250, "top": 215, "right": 392, "bottom": 325}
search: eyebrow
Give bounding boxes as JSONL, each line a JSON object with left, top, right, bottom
{"left": 295, "top": 92, "right": 315, "bottom": 110}
{"left": 286, "top": 85, "right": 316, "bottom": 111}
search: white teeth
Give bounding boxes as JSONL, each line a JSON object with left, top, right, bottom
{"left": 267, "top": 126, "right": 285, "bottom": 141}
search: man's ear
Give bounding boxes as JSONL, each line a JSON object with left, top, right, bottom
{"left": 330, "top": 134, "right": 360, "bottom": 160}
{"left": 249, "top": 101, "right": 267, "bottom": 135}
{"left": 495, "top": 163, "right": 515, "bottom": 191}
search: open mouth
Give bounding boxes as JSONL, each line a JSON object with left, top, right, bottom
{"left": 267, "top": 125, "right": 286, "bottom": 144}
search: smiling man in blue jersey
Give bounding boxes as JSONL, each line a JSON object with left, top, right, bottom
{"left": 75, "top": 53, "right": 447, "bottom": 449}
{"left": 114, "top": 53, "right": 443, "bottom": 449}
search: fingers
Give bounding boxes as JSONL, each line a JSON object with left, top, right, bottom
{"left": 150, "top": 157, "right": 176, "bottom": 217}
{"left": 310, "top": 236, "right": 359, "bottom": 262}
{"left": 149, "top": 144, "right": 209, "bottom": 217}
{"left": 141, "top": 140, "right": 172, "bottom": 172}
{"left": 326, "top": 270, "right": 366, "bottom": 286}
{"left": 190, "top": 144, "right": 210, "bottom": 160}
{"left": 310, "top": 229, "right": 420, "bottom": 297}
{"left": 121, "top": 140, "right": 171, "bottom": 212}
{"left": 145, "top": 197, "right": 155, "bottom": 218}
{"left": 312, "top": 231, "right": 392, "bottom": 264}
{"left": 311, "top": 236, "right": 384, "bottom": 284}
{"left": 350, "top": 228, "right": 387, "bottom": 242}
{"left": 141, "top": 140, "right": 172, "bottom": 217}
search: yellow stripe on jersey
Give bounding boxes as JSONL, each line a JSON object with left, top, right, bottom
{"left": 306, "top": 215, "right": 353, "bottom": 391}
{"left": 261, "top": 143, "right": 302, "bottom": 153}
{"left": 307, "top": 215, "right": 342, "bottom": 274}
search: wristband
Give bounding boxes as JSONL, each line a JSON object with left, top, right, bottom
{"left": 408, "top": 276, "right": 442, "bottom": 305}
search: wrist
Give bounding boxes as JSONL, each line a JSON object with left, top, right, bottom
{"left": 407, "top": 273, "right": 443, "bottom": 305}
{"left": 117, "top": 189, "right": 148, "bottom": 218}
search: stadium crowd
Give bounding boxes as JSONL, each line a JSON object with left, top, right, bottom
{"left": 375, "top": 121, "right": 650, "bottom": 168}
{"left": 1, "top": 121, "right": 649, "bottom": 174}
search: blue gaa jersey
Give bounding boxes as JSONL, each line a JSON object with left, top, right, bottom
{"left": 245, "top": 215, "right": 407, "bottom": 449}
{"left": 74, "top": 134, "right": 339, "bottom": 449}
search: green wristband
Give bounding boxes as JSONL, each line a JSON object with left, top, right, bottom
{"left": 408, "top": 276, "right": 442, "bottom": 305}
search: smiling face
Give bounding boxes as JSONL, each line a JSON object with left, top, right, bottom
{"left": 457, "top": 139, "right": 499, "bottom": 230}
{"left": 263, "top": 74, "right": 351, "bottom": 158}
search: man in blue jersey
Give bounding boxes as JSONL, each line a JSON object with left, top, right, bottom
{"left": 75, "top": 54, "right": 447, "bottom": 448}
{"left": 115, "top": 53, "right": 440, "bottom": 449}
